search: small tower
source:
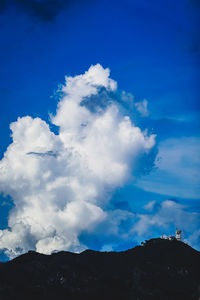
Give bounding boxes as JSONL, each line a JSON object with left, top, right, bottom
{"left": 176, "top": 228, "right": 182, "bottom": 241}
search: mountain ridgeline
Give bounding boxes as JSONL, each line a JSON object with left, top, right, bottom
{"left": 0, "top": 238, "right": 199, "bottom": 300}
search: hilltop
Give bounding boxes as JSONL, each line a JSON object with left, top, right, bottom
{"left": 0, "top": 238, "right": 199, "bottom": 300}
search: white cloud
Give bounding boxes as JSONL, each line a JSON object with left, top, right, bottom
{"left": 0, "top": 64, "right": 156, "bottom": 258}
{"left": 143, "top": 200, "right": 156, "bottom": 211}
{"left": 132, "top": 199, "right": 200, "bottom": 249}
{"left": 136, "top": 137, "right": 200, "bottom": 199}
{"left": 135, "top": 99, "right": 149, "bottom": 117}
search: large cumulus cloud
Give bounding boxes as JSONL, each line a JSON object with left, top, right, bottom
{"left": 0, "top": 64, "right": 156, "bottom": 258}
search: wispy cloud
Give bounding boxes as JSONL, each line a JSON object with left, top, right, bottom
{"left": 135, "top": 99, "right": 149, "bottom": 117}
{"left": 132, "top": 199, "right": 200, "bottom": 249}
{"left": 136, "top": 137, "right": 200, "bottom": 199}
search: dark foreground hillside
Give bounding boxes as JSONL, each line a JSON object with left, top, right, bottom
{"left": 0, "top": 238, "right": 199, "bottom": 300}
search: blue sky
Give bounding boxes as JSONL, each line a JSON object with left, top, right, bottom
{"left": 0, "top": 0, "right": 199, "bottom": 260}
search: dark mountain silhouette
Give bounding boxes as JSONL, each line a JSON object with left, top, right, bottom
{"left": 0, "top": 238, "right": 199, "bottom": 300}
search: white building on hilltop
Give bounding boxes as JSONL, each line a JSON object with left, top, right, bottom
{"left": 161, "top": 228, "right": 182, "bottom": 241}
{"left": 175, "top": 228, "right": 182, "bottom": 241}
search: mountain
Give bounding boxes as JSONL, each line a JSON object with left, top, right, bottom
{"left": 0, "top": 238, "right": 199, "bottom": 300}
